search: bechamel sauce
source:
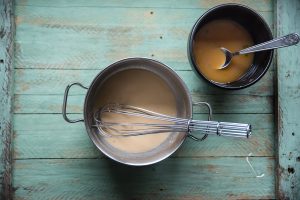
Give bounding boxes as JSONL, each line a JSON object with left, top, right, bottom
{"left": 95, "top": 69, "right": 177, "bottom": 153}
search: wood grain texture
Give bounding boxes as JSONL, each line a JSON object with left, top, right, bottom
{"left": 0, "top": 0, "right": 14, "bottom": 199}
{"left": 11, "top": 0, "right": 277, "bottom": 199}
{"left": 13, "top": 94, "right": 273, "bottom": 114}
{"left": 15, "top": 0, "right": 273, "bottom": 11}
{"left": 277, "top": 0, "right": 300, "bottom": 199}
{"left": 13, "top": 0, "right": 274, "bottom": 71}
{"left": 13, "top": 114, "right": 274, "bottom": 159}
{"left": 13, "top": 158, "right": 275, "bottom": 200}
{"left": 13, "top": 69, "right": 274, "bottom": 96}
{"left": 13, "top": 1, "right": 273, "bottom": 72}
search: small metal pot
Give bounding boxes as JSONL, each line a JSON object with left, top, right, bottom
{"left": 62, "top": 58, "right": 246, "bottom": 166}
{"left": 188, "top": 3, "right": 273, "bottom": 89}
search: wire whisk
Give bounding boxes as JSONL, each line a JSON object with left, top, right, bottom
{"left": 92, "top": 103, "right": 251, "bottom": 139}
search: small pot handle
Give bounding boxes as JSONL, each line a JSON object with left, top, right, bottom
{"left": 188, "top": 102, "right": 213, "bottom": 141}
{"left": 62, "top": 82, "right": 88, "bottom": 123}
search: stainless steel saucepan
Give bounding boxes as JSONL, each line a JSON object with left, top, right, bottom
{"left": 62, "top": 58, "right": 250, "bottom": 166}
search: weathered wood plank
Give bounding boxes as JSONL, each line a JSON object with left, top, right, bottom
{"left": 13, "top": 114, "right": 274, "bottom": 158}
{"left": 13, "top": 94, "right": 273, "bottom": 114}
{"left": 13, "top": 69, "right": 274, "bottom": 96}
{"left": 15, "top": 0, "right": 274, "bottom": 11}
{"left": 0, "top": 0, "right": 14, "bottom": 199}
{"left": 14, "top": 114, "right": 274, "bottom": 131}
{"left": 277, "top": 0, "right": 300, "bottom": 199}
{"left": 13, "top": 4, "right": 273, "bottom": 71}
{"left": 14, "top": 5, "right": 273, "bottom": 30}
{"left": 13, "top": 157, "right": 275, "bottom": 200}
{"left": 14, "top": 41, "right": 276, "bottom": 72}
{"left": 12, "top": 128, "right": 274, "bottom": 159}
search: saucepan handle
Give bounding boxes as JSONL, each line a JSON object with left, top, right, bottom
{"left": 189, "top": 102, "right": 213, "bottom": 141}
{"left": 62, "top": 82, "right": 88, "bottom": 123}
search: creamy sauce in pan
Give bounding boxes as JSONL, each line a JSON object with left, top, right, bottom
{"left": 95, "top": 69, "right": 177, "bottom": 153}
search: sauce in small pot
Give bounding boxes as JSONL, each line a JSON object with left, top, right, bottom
{"left": 193, "top": 19, "right": 254, "bottom": 83}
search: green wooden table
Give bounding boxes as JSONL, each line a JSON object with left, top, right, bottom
{"left": 1, "top": 0, "right": 299, "bottom": 199}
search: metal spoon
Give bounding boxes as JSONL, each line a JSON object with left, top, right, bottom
{"left": 219, "top": 33, "right": 300, "bottom": 69}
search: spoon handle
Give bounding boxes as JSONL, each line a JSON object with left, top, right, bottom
{"left": 237, "top": 33, "right": 300, "bottom": 55}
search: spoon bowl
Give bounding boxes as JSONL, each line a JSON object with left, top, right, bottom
{"left": 219, "top": 47, "right": 234, "bottom": 69}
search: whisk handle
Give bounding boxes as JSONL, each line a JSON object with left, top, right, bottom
{"left": 197, "top": 120, "right": 251, "bottom": 138}
{"left": 216, "top": 122, "right": 251, "bottom": 138}
{"left": 62, "top": 82, "right": 88, "bottom": 123}
{"left": 191, "top": 121, "right": 251, "bottom": 138}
